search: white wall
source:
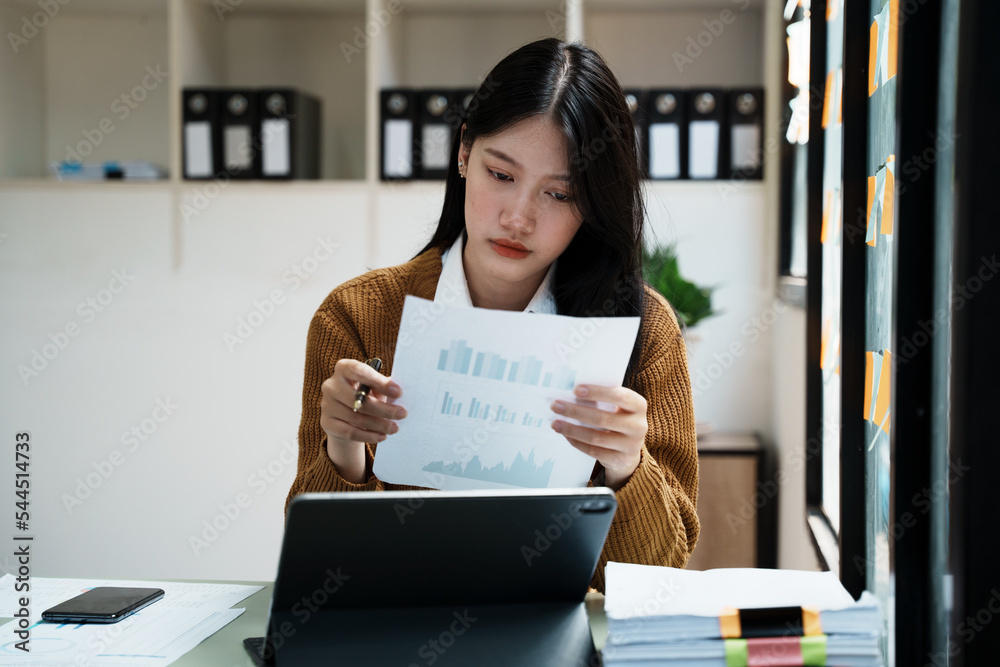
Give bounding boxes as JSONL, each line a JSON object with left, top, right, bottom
{"left": 0, "top": 186, "right": 370, "bottom": 580}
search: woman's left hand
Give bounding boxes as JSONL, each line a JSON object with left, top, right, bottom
{"left": 550, "top": 385, "right": 648, "bottom": 490}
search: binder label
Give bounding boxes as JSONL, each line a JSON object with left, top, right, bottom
{"left": 384, "top": 119, "right": 413, "bottom": 178}
{"left": 224, "top": 125, "right": 253, "bottom": 171}
{"left": 262, "top": 118, "right": 291, "bottom": 176}
{"left": 184, "top": 122, "right": 213, "bottom": 178}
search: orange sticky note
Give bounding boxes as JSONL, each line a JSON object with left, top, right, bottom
{"left": 719, "top": 607, "right": 741, "bottom": 639}
{"left": 874, "top": 349, "right": 893, "bottom": 434}
{"left": 866, "top": 176, "right": 877, "bottom": 247}
{"left": 864, "top": 351, "right": 875, "bottom": 419}
{"left": 822, "top": 71, "right": 834, "bottom": 129}
{"left": 869, "top": 21, "right": 879, "bottom": 96}
{"left": 881, "top": 166, "right": 895, "bottom": 235}
{"left": 887, "top": 0, "right": 899, "bottom": 79}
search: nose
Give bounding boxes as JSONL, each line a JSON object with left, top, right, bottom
{"left": 500, "top": 191, "right": 537, "bottom": 235}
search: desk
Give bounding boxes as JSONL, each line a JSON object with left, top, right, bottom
{"left": 160, "top": 583, "right": 609, "bottom": 665}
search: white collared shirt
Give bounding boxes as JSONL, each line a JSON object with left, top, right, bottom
{"left": 434, "top": 234, "right": 558, "bottom": 314}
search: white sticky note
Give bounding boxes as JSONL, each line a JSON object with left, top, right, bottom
{"left": 184, "top": 121, "right": 212, "bottom": 178}
{"left": 261, "top": 118, "right": 291, "bottom": 176}
{"left": 384, "top": 119, "right": 413, "bottom": 178}
{"left": 688, "top": 120, "right": 720, "bottom": 179}
{"left": 648, "top": 123, "right": 680, "bottom": 179}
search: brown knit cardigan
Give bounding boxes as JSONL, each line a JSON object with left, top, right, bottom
{"left": 284, "top": 247, "right": 700, "bottom": 592}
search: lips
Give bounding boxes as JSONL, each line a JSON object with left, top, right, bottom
{"left": 490, "top": 239, "right": 530, "bottom": 259}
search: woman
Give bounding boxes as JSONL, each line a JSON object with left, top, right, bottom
{"left": 285, "top": 38, "right": 699, "bottom": 592}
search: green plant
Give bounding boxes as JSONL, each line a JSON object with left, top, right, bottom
{"left": 642, "top": 244, "right": 718, "bottom": 329}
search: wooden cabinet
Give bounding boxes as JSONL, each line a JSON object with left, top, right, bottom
{"left": 687, "top": 432, "right": 773, "bottom": 570}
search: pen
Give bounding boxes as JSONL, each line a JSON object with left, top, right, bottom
{"left": 353, "top": 358, "right": 383, "bottom": 412}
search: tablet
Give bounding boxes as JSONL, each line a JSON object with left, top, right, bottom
{"left": 255, "top": 488, "right": 617, "bottom": 666}
{"left": 273, "top": 487, "right": 617, "bottom": 610}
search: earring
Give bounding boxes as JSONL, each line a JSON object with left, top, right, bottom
{"left": 458, "top": 160, "right": 466, "bottom": 178}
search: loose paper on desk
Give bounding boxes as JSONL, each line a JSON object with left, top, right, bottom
{"left": 0, "top": 575, "right": 261, "bottom": 666}
{"left": 373, "top": 295, "right": 640, "bottom": 490}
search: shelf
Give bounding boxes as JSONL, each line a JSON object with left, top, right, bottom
{"left": 1, "top": 0, "right": 771, "bottom": 183}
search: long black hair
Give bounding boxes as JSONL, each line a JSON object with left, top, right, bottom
{"left": 417, "top": 38, "right": 647, "bottom": 384}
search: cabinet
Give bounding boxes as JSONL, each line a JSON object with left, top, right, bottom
{"left": 687, "top": 432, "right": 774, "bottom": 570}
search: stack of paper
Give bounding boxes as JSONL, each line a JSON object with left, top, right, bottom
{"left": 0, "top": 575, "right": 261, "bottom": 666}
{"left": 604, "top": 563, "right": 882, "bottom": 667}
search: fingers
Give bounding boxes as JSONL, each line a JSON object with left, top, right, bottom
{"left": 337, "top": 359, "right": 403, "bottom": 404}
{"left": 567, "top": 384, "right": 647, "bottom": 414}
{"left": 321, "top": 359, "right": 406, "bottom": 444}
{"left": 549, "top": 384, "right": 648, "bottom": 474}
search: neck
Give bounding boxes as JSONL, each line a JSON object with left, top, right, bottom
{"left": 465, "top": 271, "right": 541, "bottom": 311}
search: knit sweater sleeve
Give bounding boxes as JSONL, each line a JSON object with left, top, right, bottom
{"left": 588, "top": 289, "right": 700, "bottom": 592}
{"left": 284, "top": 297, "right": 387, "bottom": 517}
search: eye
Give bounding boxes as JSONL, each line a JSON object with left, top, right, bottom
{"left": 549, "top": 191, "right": 572, "bottom": 203}
{"left": 487, "top": 168, "right": 512, "bottom": 182}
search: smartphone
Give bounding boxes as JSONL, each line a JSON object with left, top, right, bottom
{"left": 41, "top": 587, "right": 164, "bottom": 623}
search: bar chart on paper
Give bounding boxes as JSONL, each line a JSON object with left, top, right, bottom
{"left": 437, "top": 338, "right": 577, "bottom": 390}
{"left": 373, "top": 295, "right": 641, "bottom": 491}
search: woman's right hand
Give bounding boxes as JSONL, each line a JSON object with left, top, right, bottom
{"left": 320, "top": 359, "right": 405, "bottom": 484}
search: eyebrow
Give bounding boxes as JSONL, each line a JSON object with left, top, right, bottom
{"left": 482, "top": 147, "right": 571, "bottom": 182}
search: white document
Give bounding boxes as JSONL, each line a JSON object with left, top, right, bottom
{"left": 604, "top": 562, "right": 856, "bottom": 621}
{"left": 0, "top": 575, "right": 261, "bottom": 666}
{"left": 372, "top": 296, "right": 640, "bottom": 490}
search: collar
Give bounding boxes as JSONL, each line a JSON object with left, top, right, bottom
{"left": 434, "top": 234, "right": 557, "bottom": 314}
